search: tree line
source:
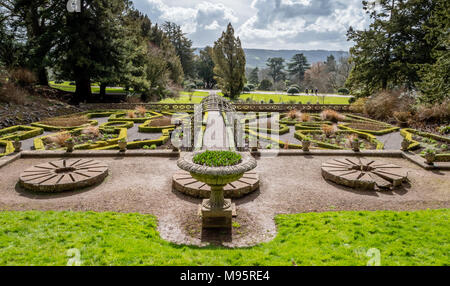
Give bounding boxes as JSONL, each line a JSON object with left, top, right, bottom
{"left": 0, "top": 0, "right": 197, "bottom": 103}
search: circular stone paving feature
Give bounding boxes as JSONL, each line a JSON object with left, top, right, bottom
{"left": 19, "top": 159, "right": 108, "bottom": 192}
{"left": 173, "top": 170, "right": 259, "bottom": 198}
{"left": 321, "top": 158, "right": 408, "bottom": 191}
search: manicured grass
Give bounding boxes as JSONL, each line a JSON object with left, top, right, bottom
{"left": 0, "top": 209, "right": 448, "bottom": 265}
{"left": 48, "top": 83, "right": 349, "bottom": 104}
{"left": 49, "top": 81, "right": 127, "bottom": 94}
{"left": 160, "top": 93, "right": 350, "bottom": 104}
{"left": 240, "top": 93, "right": 350, "bottom": 104}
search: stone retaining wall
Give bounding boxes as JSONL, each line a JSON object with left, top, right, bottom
{"left": 81, "top": 103, "right": 351, "bottom": 112}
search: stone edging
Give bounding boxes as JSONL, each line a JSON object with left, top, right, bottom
{"left": 1, "top": 150, "right": 448, "bottom": 171}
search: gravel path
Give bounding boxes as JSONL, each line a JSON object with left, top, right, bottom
{"left": 202, "top": 111, "right": 230, "bottom": 150}
{"left": 0, "top": 155, "right": 448, "bottom": 247}
{"left": 376, "top": 131, "right": 404, "bottom": 150}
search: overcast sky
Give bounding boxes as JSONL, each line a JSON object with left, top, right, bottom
{"left": 132, "top": 0, "right": 371, "bottom": 51}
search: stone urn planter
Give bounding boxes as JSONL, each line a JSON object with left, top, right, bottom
{"left": 177, "top": 151, "right": 257, "bottom": 228}
{"left": 351, "top": 139, "right": 360, "bottom": 152}
{"left": 401, "top": 139, "right": 410, "bottom": 151}
{"left": 302, "top": 140, "right": 311, "bottom": 152}
{"left": 13, "top": 139, "right": 22, "bottom": 152}
{"left": 118, "top": 140, "right": 127, "bottom": 152}
{"left": 65, "top": 139, "right": 75, "bottom": 153}
{"left": 424, "top": 150, "right": 436, "bottom": 165}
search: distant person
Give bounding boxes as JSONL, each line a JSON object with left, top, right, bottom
{"left": 315, "top": 89, "right": 318, "bottom": 96}
{"left": 306, "top": 89, "right": 309, "bottom": 95}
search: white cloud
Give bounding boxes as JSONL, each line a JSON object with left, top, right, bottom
{"left": 132, "top": 0, "right": 371, "bottom": 50}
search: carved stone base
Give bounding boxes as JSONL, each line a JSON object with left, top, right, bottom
{"left": 201, "top": 199, "right": 233, "bottom": 228}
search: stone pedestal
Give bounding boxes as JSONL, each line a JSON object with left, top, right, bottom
{"left": 201, "top": 199, "right": 232, "bottom": 228}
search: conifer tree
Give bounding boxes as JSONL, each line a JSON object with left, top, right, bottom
{"left": 212, "top": 23, "right": 246, "bottom": 99}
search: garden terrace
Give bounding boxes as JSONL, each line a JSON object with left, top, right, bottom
{"left": 401, "top": 128, "right": 450, "bottom": 162}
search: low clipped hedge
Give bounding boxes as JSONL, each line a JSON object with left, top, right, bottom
{"left": 400, "top": 129, "right": 425, "bottom": 151}
{"left": 85, "top": 111, "right": 119, "bottom": 119}
{"left": 246, "top": 123, "right": 289, "bottom": 135}
{"left": 108, "top": 111, "right": 163, "bottom": 123}
{"left": 34, "top": 127, "right": 127, "bottom": 151}
{"left": 295, "top": 130, "right": 384, "bottom": 150}
{"left": 0, "top": 125, "right": 44, "bottom": 140}
{"left": 246, "top": 129, "right": 303, "bottom": 150}
{"left": 338, "top": 123, "right": 399, "bottom": 135}
{"left": 295, "top": 122, "right": 331, "bottom": 131}
{"left": 100, "top": 121, "right": 134, "bottom": 129}
{"left": 31, "top": 120, "right": 98, "bottom": 131}
{"left": 0, "top": 140, "right": 14, "bottom": 157}
{"left": 98, "top": 128, "right": 171, "bottom": 150}
{"left": 138, "top": 120, "right": 175, "bottom": 133}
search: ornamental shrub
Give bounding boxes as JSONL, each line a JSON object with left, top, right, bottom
{"left": 193, "top": 150, "right": 242, "bottom": 167}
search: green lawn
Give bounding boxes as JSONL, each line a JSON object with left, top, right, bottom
{"left": 0, "top": 209, "right": 448, "bottom": 266}
{"left": 49, "top": 83, "right": 349, "bottom": 104}
{"left": 240, "top": 93, "right": 350, "bottom": 104}
{"left": 162, "top": 93, "right": 350, "bottom": 104}
{"left": 49, "top": 81, "right": 127, "bottom": 94}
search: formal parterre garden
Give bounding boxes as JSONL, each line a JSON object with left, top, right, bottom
{"left": 240, "top": 110, "right": 397, "bottom": 150}
{"left": 1, "top": 107, "right": 448, "bottom": 157}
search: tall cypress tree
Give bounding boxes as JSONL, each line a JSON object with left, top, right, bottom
{"left": 212, "top": 23, "right": 246, "bottom": 99}
{"left": 287, "top": 53, "right": 309, "bottom": 85}
{"left": 248, "top": 67, "right": 259, "bottom": 85}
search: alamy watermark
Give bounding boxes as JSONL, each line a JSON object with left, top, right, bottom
{"left": 67, "top": 0, "right": 81, "bottom": 13}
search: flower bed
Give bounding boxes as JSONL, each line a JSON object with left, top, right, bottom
{"left": 295, "top": 130, "right": 384, "bottom": 150}
{"left": 34, "top": 127, "right": 127, "bottom": 150}
{"left": 0, "top": 125, "right": 44, "bottom": 140}
{"left": 400, "top": 128, "right": 450, "bottom": 162}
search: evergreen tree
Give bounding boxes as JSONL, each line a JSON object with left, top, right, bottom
{"left": 212, "top": 23, "right": 246, "bottom": 99}
{"left": 162, "top": 22, "right": 195, "bottom": 78}
{"left": 347, "top": 0, "right": 437, "bottom": 96}
{"left": 248, "top": 67, "right": 259, "bottom": 85}
{"left": 196, "top": 46, "right": 216, "bottom": 89}
{"left": 417, "top": 0, "right": 450, "bottom": 104}
{"left": 266, "top": 57, "right": 285, "bottom": 87}
{"left": 52, "top": 0, "right": 129, "bottom": 103}
{"left": 287, "top": 53, "right": 309, "bottom": 85}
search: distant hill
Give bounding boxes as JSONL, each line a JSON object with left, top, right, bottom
{"left": 244, "top": 49, "right": 349, "bottom": 68}
{"left": 194, "top": 48, "right": 349, "bottom": 68}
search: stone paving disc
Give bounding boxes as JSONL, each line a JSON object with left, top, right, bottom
{"left": 321, "top": 157, "right": 408, "bottom": 191}
{"left": 19, "top": 159, "right": 108, "bottom": 192}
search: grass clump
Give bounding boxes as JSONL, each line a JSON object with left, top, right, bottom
{"left": 193, "top": 150, "right": 242, "bottom": 167}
